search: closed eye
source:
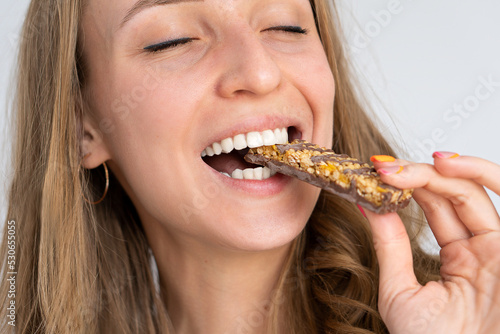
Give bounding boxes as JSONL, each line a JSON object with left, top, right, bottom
{"left": 144, "top": 37, "right": 198, "bottom": 53}
{"left": 144, "top": 26, "right": 306, "bottom": 53}
{"left": 263, "top": 25, "right": 308, "bottom": 34}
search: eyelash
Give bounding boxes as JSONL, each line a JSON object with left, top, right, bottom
{"left": 144, "top": 26, "right": 307, "bottom": 53}
{"left": 144, "top": 37, "right": 197, "bottom": 53}
{"left": 263, "top": 25, "right": 308, "bottom": 34}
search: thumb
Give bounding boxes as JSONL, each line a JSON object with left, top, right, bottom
{"left": 364, "top": 210, "right": 420, "bottom": 303}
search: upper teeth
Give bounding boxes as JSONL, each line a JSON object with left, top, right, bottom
{"left": 202, "top": 127, "right": 288, "bottom": 157}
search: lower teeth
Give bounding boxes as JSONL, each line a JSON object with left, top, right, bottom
{"left": 220, "top": 167, "right": 276, "bottom": 180}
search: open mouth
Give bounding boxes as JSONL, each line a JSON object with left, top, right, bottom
{"left": 202, "top": 126, "right": 301, "bottom": 180}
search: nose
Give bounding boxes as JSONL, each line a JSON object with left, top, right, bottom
{"left": 215, "top": 27, "right": 282, "bottom": 98}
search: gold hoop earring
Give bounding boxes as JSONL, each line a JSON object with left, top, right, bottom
{"left": 81, "top": 157, "right": 109, "bottom": 205}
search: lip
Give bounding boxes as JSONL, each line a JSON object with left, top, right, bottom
{"left": 205, "top": 165, "right": 293, "bottom": 196}
{"left": 196, "top": 114, "right": 308, "bottom": 196}
{"left": 198, "top": 115, "right": 306, "bottom": 154}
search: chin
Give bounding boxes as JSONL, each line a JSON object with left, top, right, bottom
{"left": 203, "top": 183, "right": 320, "bottom": 253}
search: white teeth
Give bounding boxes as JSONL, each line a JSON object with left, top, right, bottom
{"left": 243, "top": 168, "right": 255, "bottom": 179}
{"left": 231, "top": 169, "right": 243, "bottom": 179}
{"left": 246, "top": 132, "right": 264, "bottom": 148}
{"left": 253, "top": 167, "right": 263, "bottom": 180}
{"left": 212, "top": 142, "right": 222, "bottom": 155}
{"left": 203, "top": 127, "right": 291, "bottom": 180}
{"left": 221, "top": 138, "right": 234, "bottom": 153}
{"left": 202, "top": 127, "right": 289, "bottom": 157}
{"left": 229, "top": 167, "right": 274, "bottom": 180}
{"left": 274, "top": 128, "right": 283, "bottom": 144}
{"left": 281, "top": 128, "right": 288, "bottom": 143}
{"left": 233, "top": 134, "right": 247, "bottom": 150}
{"left": 263, "top": 167, "right": 271, "bottom": 179}
{"left": 261, "top": 130, "right": 275, "bottom": 145}
{"left": 206, "top": 146, "right": 215, "bottom": 156}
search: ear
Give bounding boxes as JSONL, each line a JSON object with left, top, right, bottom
{"left": 80, "top": 113, "right": 112, "bottom": 169}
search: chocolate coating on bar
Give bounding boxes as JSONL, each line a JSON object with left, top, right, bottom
{"left": 244, "top": 140, "right": 413, "bottom": 214}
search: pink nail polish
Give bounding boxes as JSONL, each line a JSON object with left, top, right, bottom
{"left": 433, "top": 151, "right": 460, "bottom": 159}
{"left": 378, "top": 166, "right": 404, "bottom": 176}
{"left": 357, "top": 205, "right": 367, "bottom": 218}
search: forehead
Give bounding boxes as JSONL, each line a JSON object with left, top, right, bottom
{"left": 83, "top": 0, "right": 315, "bottom": 27}
{"left": 81, "top": 0, "right": 316, "bottom": 48}
{"left": 82, "top": 0, "right": 132, "bottom": 33}
{"left": 121, "top": 0, "right": 203, "bottom": 27}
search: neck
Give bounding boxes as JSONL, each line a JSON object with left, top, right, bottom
{"left": 149, "top": 229, "right": 294, "bottom": 334}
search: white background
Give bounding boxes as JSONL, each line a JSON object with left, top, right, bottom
{"left": 1, "top": 1, "right": 499, "bottom": 231}
{"left": 336, "top": 0, "right": 500, "bottom": 212}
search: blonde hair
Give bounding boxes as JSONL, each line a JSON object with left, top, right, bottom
{"left": 0, "top": 0, "right": 438, "bottom": 333}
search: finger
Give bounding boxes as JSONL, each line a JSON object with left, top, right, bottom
{"left": 412, "top": 188, "right": 472, "bottom": 247}
{"left": 378, "top": 163, "right": 500, "bottom": 235}
{"left": 364, "top": 210, "right": 420, "bottom": 301}
{"left": 372, "top": 155, "right": 473, "bottom": 244}
{"left": 370, "top": 155, "right": 410, "bottom": 169}
{"left": 433, "top": 153, "right": 500, "bottom": 196}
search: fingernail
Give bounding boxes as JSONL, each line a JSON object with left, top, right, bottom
{"left": 370, "top": 155, "right": 396, "bottom": 163}
{"left": 357, "top": 204, "right": 367, "bottom": 218}
{"left": 378, "top": 165, "right": 404, "bottom": 175}
{"left": 433, "top": 151, "right": 460, "bottom": 159}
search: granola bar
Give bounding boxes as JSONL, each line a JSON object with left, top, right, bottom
{"left": 244, "top": 140, "right": 413, "bottom": 214}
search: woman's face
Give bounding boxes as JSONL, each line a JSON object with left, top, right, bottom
{"left": 81, "top": 0, "right": 335, "bottom": 252}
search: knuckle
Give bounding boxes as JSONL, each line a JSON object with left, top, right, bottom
{"left": 448, "top": 188, "right": 475, "bottom": 206}
{"left": 418, "top": 198, "right": 447, "bottom": 216}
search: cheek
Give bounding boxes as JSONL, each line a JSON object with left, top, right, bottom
{"left": 288, "top": 50, "right": 335, "bottom": 147}
{"left": 313, "top": 56, "right": 335, "bottom": 146}
{"left": 91, "top": 66, "right": 202, "bottom": 203}
{"left": 99, "top": 62, "right": 203, "bottom": 155}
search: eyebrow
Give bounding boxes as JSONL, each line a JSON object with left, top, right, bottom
{"left": 120, "top": 0, "right": 202, "bottom": 28}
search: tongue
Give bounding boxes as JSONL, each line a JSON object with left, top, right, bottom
{"left": 203, "top": 150, "right": 259, "bottom": 174}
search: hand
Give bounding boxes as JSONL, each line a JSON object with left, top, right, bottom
{"left": 366, "top": 153, "right": 500, "bottom": 333}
